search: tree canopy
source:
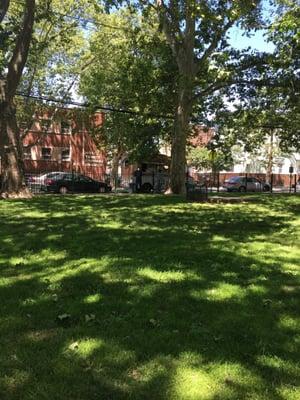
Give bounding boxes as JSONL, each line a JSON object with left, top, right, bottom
{"left": 79, "top": 9, "right": 176, "bottom": 164}
{"left": 212, "top": 0, "right": 300, "bottom": 153}
{"left": 99, "top": 0, "right": 269, "bottom": 193}
{"left": 0, "top": 0, "right": 298, "bottom": 197}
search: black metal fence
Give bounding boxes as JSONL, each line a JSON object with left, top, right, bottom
{"left": 189, "top": 172, "right": 300, "bottom": 194}
{"left": 23, "top": 169, "right": 299, "bottom": 195}
{"left": 24, "top": 169, "right": 169, "bottom": 194}
{"left": 25, "top": 171, "right": 110, "bottom": 194}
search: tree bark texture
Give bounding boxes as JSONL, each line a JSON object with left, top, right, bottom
{"left": 266, "top": 129, "right": 274, "bottom": 183}
{"left": 169, "top": 77, "right": 193, "bottom": 194}
{"left": 0, "top": 0, "right": 35, "bottom": 197}
{"left": 0, "top": 0, "right": 10, "bottom": 22}
{"left": 157, "top": 1, "right": 196, "bottom": 194}
{"left": 0, "top": 101, "right": 29, "bottom": 196}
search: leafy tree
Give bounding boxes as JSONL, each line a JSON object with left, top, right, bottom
{"left": 214, "top": 0, "right": 299, "bottom": 157}
{"left": 0, "top": 0, "right": 94, "bottom": 196}
{"left": 187, "top": 144, "right": 232, "bottom": 173}
{"left": 0, "top": 0, "right": 35, "bottom": 197}
{"left": 18, "top": 0, "right": 91, "bottom": 99}
{"left": 104, "top": 0, "right": 266, "bottom": 194}
{"left": 267, "top": 0, "right": 300, "bottom": 149}
{"left": 79, "top": 9, "right": 175, "bottom": 184}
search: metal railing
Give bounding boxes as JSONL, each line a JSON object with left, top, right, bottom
{"left": 189, "top": 172, "right": 299, "bottom": 194}
{"left": 22, "top": 169, "right": 300, "bottom": 195}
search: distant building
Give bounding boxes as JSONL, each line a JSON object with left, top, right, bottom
{"left": 232, "top": 150, "right": 300, "bottom": 175}
{"left": 21, "top": 110, "right": 107, "bottom": 180}
{"left": 187, "top": 126, "right": 300, "bottom": 180}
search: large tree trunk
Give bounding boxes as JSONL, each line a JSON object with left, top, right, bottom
{"left": 157, "top": 2, "right": 196, "bottom": 195}
{"left": 168, "top": 83, "right": 192, "bottom": 194}
{"left": 0, "top": 0, "right": 10, "bottom": 22}
{"left": 0, "top": 0, "right": 35, "bottom": 198}
{"left": 167, "top": 45, "right": 195, "bottom": 194}
{"left": 156, "top": 1, "right": 237, "bottom": 195}
{"left": 266, "top": 129, "right": 274, "bottom": 183}
{"left": 0, "top": 101, "right": 30, "bottom": 197}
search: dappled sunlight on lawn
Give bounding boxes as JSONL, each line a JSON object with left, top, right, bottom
{"left": 0, "top": 194, "right": 299, "bottom": 399}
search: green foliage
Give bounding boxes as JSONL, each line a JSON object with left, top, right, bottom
{"left": 19, "top": 0, "right": 92, "bottom": 99}
{"left": 80, "top": 9, "right": 176, "bottom": 161}
{"left": 1, "top": 0, "right": 96, "bottom": 99}
{"left": 1, "top": 0, "right": 101, "bottom": 140}
{"left": 187, "top": 146, "right": 232, "bottom": 172}
{"left": 214, "top": 0, "right": 299, "bottom": 152}
{"left": 268, "top": 0, "right": 300, "bottom": 149}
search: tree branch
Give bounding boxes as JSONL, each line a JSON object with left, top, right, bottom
{"left": 192, "top": 77, "right": 286, "bottom": 102}
{"left": 198, "top": 19, "right": 234, "bottom": 70}
{"left": 0, "top": 0, "right": 10, "bottom": 23}
{"left": 6, "top": 0, "right": 35, "bottom": 100}
{"left": 155, "top": 0, "right": 181, "bottom": 62}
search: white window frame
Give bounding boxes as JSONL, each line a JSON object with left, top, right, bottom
{"left": 61, "top": 147, "right": 71, "bottom": 162}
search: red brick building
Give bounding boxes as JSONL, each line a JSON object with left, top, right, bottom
{"left": 21, "top": 110, "right": 107, "bottom": 180}
{"left": 189, "top": 125, "right": 214, "bottom": 148}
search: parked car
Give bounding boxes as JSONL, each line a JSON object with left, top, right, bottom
{"left": 27, "top": 171, "right": 64, "bottom": 185}
{"left": 26, "top": 172, "right": 66, "bottom": 192}
{"left": 223, "top": 176, "right": 270, "bottom": 192}
{"left": 41, "top": 172, "right": 112, "bottom": 194}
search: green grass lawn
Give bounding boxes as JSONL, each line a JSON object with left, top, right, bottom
{"left": 0, "top": 194, "right": 299, "bottom": 400}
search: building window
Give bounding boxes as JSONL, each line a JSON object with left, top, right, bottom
{"left": 61, "top": 148, "right": 70, "bottom": 161}
{"left": 42, "top": 147, "right": 51, "bottom": 160}
{"left": 23, "top": 146, "right": 32, "bottom": 160}
{"left": 61, "top": 120, "right": 72, "bottom": 134}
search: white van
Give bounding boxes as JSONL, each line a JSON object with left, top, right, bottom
{"left": 137, "top": 162, "right": 169, "bottom": 192}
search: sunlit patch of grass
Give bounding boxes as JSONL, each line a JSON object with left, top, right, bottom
{"left": 277, "top": 386, "right": 300, "bottom": 400}
{"left": 203, "top": 282, "right": 245, "bottom": 300}
{"left": 171, "top": 366, "right": 216, "bottom": 400}
{"left": 0, "top": 194, "right": 299, "bottom": 399}
{"left": 65, "top": 338, "right": 104, "bottom": 357}
{"left": 138, "top": 267, "right": 189, "bottom": 283}
{"left": 83, "top": 293, "right": 102, "bottom": 304}
{"left": 278, "top": 315, "right": 300, "bottom": 330}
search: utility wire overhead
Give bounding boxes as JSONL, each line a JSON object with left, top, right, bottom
{"left": 16, "top": 92, "right": 175, "bottom": 120}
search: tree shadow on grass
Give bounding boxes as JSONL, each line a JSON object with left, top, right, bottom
{"left": 0, "top": 195, "right": 299, "bottom": 399}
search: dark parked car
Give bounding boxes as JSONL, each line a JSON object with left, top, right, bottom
{"left": 223, "top": 176, "right": 270, "bottom": 192}
{"left": 42, "top": 172, "right": 112, "bottom": 194}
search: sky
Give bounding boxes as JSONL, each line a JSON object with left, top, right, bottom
{"left": 229, "top": 27, "right": 275, "bottom": 53}
{"left": 228, "top": 0, "right": 276, "bottom": 53}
